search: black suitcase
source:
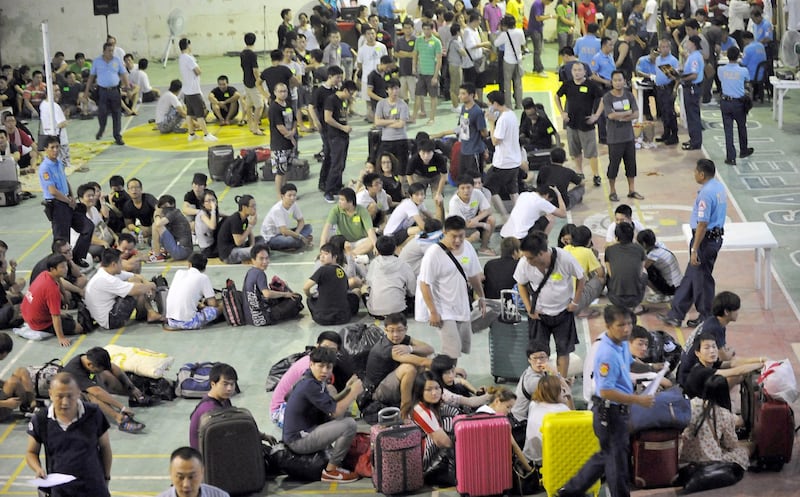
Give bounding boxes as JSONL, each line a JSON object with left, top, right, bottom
{"left": 0, "top": 181, "right": 20, "bottom": 206}
{"left": 260, "top": 157, "right": 311, "bottom": 181}
{"left": 207, "top": 145, "right": 234, "bottom": 181}
{"left": 367, "top": 127, "right": 382, "bottom": 163}
{"left": 198, "top": 407, "right": 266, "bottom": 496}
{"left": 488, "top": 318, "right": 529, "bottom": 383}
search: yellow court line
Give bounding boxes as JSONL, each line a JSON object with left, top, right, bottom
{"left": 0, "top": 460, "right": 27, "bottom": 494}
{"left": 674, "top": 326, "right": 686, "bottom": 346}
{"left": 217, "top": 185, "right": 232, "bottom": 202}
{"left": 0, "top": 421, "right": 18, "bottom": 445}
{"left": 107, "top": 325, "right": 128, "bottom": 347}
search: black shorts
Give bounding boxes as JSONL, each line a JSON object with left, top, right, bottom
{"left": 39, "top": 313, "right": 79, "bottom": 335}
{"left": 108, "top": 295, "right": 137, "bottom": 329}
{"left": 390, "top": 228, "right": 410, "bottom": 246}
{"left": 142, "top": 91, "right": 157, "bottom": 103}
{"left": 528, "top": 309, "right": 578, "bottom": 356}
{"left": 184, "top": 94, "right": 207, "bottom": 118}
{"left": 484, "top": 167, "right": 520, "bottom": 196}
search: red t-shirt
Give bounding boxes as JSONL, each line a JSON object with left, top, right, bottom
{"left": 577, "top": 2, "right": 597, "bottom": 31}
{"left": 21, "top": 272, "right": 62, "bottom": 330}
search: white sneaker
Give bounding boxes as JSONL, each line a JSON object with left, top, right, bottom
{"left": 188, "top": 134, "right": 199, "bottom": 142}
{"left": 536, "top": 71, "right": 549, "bottom": 78}
{"left": 353, "top": 254, "right": 370, "bottom": 265}
{"left": 451, "top": 106, "right": 461, "bottom": 113}
{"left": 203, "top": 133, "right": 219, "bottom": 142}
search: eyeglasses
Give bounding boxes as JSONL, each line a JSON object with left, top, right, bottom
{"left": 530, "top": 354, "right": 549, "bottom": 362}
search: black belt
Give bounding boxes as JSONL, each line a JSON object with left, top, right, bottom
{"left": 721, "top": 95, "right": 745, "bottom": 101}
{"left": 692, "top": 227, "right": 724, "bottom": 239}
{"left": 591, "top": 396, "right": 629, "bottom": 414}
{"left": 99, "top": 86, "right": 119, "bottom": 91}
{"left": 681, "top": 82, "right": 700, "bottom": 87}
{"left": 656, "top": 83, "right": 674, "bottom": 89}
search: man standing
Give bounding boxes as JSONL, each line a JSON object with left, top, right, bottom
{"left": 394, "top": 20, "right": 418, "bottom": 107}
{"left": 654, "top": 38, "right": 680, "bottom": 145}
{"left": 178, "top": 39, "right": 217, "bottom": 143}
{"left": 26, "top": 372, "right": 114, "bottom": 497}
{"left": 554, "top": 305, "right": 655, "bottom": 497}
{"left": 417, "top": 215, "right": 487, "bottom": 359}
{"left": 515, "top": 230, "right": 585, "bottom": 378}
{"left": 589, "top": 36, "right": 615, "bottom": 144}
{"left": 82, "top": 42, "right": 128, "bottom": 145}
{"left": 456, "top": 83, "right": 489, "bottom": 179}
{"left": 659, "top": 159, "right": 726, "bottom": 328}
{"left": 494, "top": 15, "right": 526, "bottom": 109}
{"left": 240, "top": 33, "right": 267, "bottom": 136}
{"left": 323, "top": 80, "right": 358, "bottom": 203}
{"left": 412, "top": 22, "right": 442, "bottom": 124}
{"left": 268, "top": 82, "right": 298, "bottom": 199}
{"left": 484, "top": 90, "right": 523, "bottom": 219}
{"left": 598, "top": 70, "right": 643, "bottom": 201}
{"left": 529, "top": 0, "right": 555, "bottom": 77}
{"left": 718, "top": 46, "right": 753, "bottom": 166}
{"left": 374, "top": 78, "right": 410, "bottom": 180}
{"left": 681, "top": 35, "right": 704, "bottom": 151}
{"left": 309, "top": 66, "right": 343, "bottom": 192}
{"left": 357, "top": 28, "right": 388, "bottom": 119}
{"left": 156, "top": 447, "right": 230, "bottom": 497}
{"left": 39, "top": 137, "right": 93, "bottom": 269}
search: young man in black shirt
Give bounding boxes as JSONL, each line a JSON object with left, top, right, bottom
{"left": 122, "top": 178, "right": 157, "bottom": 242}
{"left": 322, "top": 80, "right": 358, "bottom": 203}
{"left": 268, "top": 82, "right": 298, "bottom": 200}
{"left": 261, "top": 50, "right": 294, "bottom": 102}
{"left": 240, "top": 32, "right": 267, "bottom": 136}
{"left": 309, "top": 66, "right": 343, "bottom": 192}
{"left": 217, "top": 194, "right": 257, "bottom": 264}
{"left": 366, "top": 55, "right": 397, "bottom": 114}
{"left": 208, "top": 75, "right": 240, "bottom": 125}
{"left": 536, "top": 147, "right": 585, "bottom": 208}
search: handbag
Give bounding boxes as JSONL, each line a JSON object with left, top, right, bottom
{"left": 629, "top": 386, "right": 691, "bottom": 433}
{"left": 527, "top": 248, "right": 557, "bottom": 314}
{"left": 672, "top": 461, "right": 745, "bottom": 494}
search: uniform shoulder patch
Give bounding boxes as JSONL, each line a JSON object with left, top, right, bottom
{"left": 599, "top": 362, "right": 610, "bottom": 377}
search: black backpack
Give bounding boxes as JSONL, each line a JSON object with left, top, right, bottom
{"left": 224, "top": 150, "right": 258, "bottom": 187}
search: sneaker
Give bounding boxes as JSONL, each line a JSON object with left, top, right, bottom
{"left": 353, "top": 254, "right": 370, "bottom": 265}
{"left": 593, "top": 175, "right": 601, "bottom": 187}
{"left": 188, "top": 134, "right": 199, "bottom": 142}
{"left": 147, "top": 253, "right": 167, "bottom": 263}
{"left": 451, "top": 106, "right": 461, "bottom": 113}
{"left": 129, "top": 395, "right": 158, "bottom": 407}
{"left": 119, "top": 414, "right": 145, "bottom": 433}
{"left": 324, "top": 193, "right": 336, "bottom": 203}
{"left": 657, "top": 312, "right": 682, "bottom": 328}
{"left": 646, "top": 293, "right": 669, "bottom": 304}
{"left": 203, "top": 133, "right": 219, "bottom": 142}
{"left": 536, "top": 71, "right": 549, "bottom": 78}
{"left": 321, "top": 467, "right": 359, "bottom": 483}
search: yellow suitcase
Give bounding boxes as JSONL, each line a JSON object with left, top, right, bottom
{"left": 540, "top": 410, "right": 601, "bottom": 497}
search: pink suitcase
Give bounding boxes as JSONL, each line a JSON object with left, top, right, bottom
{"left": 371, "top": 408, "right": 424, "bottom": 494}
{"left": 454, "top": 413, "right": 513, "bottom": 496}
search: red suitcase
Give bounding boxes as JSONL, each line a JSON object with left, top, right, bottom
{"left": 753, "top": 396, "right": 795, "bottom": 471}
{"left": 631, "top": 429, "right": 680, "bottom": 488}
{"left": 454, "top": 413, "right": 513, "bottom": 496}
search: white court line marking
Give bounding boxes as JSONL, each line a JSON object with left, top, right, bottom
{"left": 0, "top": 340, "right": 33, "bottom": 379}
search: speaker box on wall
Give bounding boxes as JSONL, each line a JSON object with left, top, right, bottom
{"left": 93, "top": 0, "right": 119, "bottom": 16}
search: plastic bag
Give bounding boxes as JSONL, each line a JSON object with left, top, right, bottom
{"left": 759, "top": 359, "right": 799, "bottom": 403}
{"left": 339, "top": 323, "right": 384, "bottom": 378}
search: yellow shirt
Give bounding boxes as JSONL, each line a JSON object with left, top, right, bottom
{"left": 506, "top": 0, "right": 524, "bottom": 29}
{"left": 563, "top": 244, "right": 601, "bottom": 278}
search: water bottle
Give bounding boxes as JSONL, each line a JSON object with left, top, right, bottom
{"left": 137, "top": 230, "right": 144, "bottom": 248}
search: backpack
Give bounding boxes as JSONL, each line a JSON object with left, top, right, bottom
{"left": 224, "top": 150, "right": 258, "bottom": 187}
{"left": 26, "top": 359, "right": 63, "bottom": 399}
{"left": 175, "top": 362, "right": 217, "bottom": 398}
{"left": 265, "top": 349, "right": 310, "bottom": 392}
{"left": 221, "top": 278, "right": 245, "bottom": 326}
{"left": 127, "top": 372, "right": 177, "bottom": 401}
{"left": 151, "top": 274, "right": 169, "bottom": 316}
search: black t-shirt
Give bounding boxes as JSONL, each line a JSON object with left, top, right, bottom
{"left": 558, "top": 61, "right": 592, "bottom": 83}
{"left": 381, "top": 173, "right": 404, "bottom": 203}
{"left": 556, "top": 79, "right": 603, "bottom": 131}
{"left": 107, "top": 189, "right": 130, "bottom": 234}
{"left": 243, "top": 267, "right": 270, "bottom": 326}
{"left": 537, "top": 164, "right": 582, "bottom": 208}
{"left": 0, "top": 86, "right": 15, "bottom": 111}
{"left": 483, "top": 256, "right": 520, "bottom": 299}
{"left": 614, "top": 40, "right": 634, "bottom": 78}
{"left": 309, "top": 264, "right": 351, "bottom": 324}
{"left": 323, "top": 93, "right": 349, "bottom": 139}
{"left": 62, "top": 355, "right": 97, "bottom": 391}
{"left": 183, "top": 190, "right": 202, "bottom": 211}
{"left": 162, "top": 206, "right": 193, "bottom": 248}
{"left": 365, "top": 334, "right": 411, "bottom": 387}
{"left": 520, "top": 112, "right": 557, "bottom": 150}
{"left": 210, "top": 86, "right": 238, "bottom": 105}
{"left": 312, "top": 84, "right": 337, "bottom": 130}
{"left": 0, "top": 142, "right": 18, "bottom": 159}
{"left": 240, "top": 49, "right": 258, "bottom": 89}
{"left": 407, "top": 152, "right": 448, "bottom": 178}
{"left": 59, "top": 82, "right": 82, "bottom": 106}
{"left": 216, "top": 213, "right": 248, "bottom": 261}
{"left": 367, "top": 70, "right": 390, "bottom": 101}
{"left": 268, "top": 100, "right": 295, "bottom": 151}
{"left": 121, "top": 193, "right": 157, "bottom": 227}
{"left": 260, "top": 65, "right": 293, "bottom": 100}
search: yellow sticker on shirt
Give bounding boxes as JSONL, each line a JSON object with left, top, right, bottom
{"left": 599, "top": 363, "right": 609, "bottom": 377}
{"left": 352, "top": 215, "right": 361, "bottom": 223}
{"left": 409, "top": 41, "right": 415, "bottom": 47}
{"left": 428, "top": 40, "right": 435, "bottom": 46}
{"left": 384, "top": 74, "right": 391, "bottom": 81}
{"left": 460, "top": 256, "right": 469, "bottom": 265}
{"left": 579, "top": 86, "right": 588, "bottom": 93}
{"left": 551, "top": 273, "right": 563, "bottom": 281}
{"left": 390, "top": 108, "right": 398, "bottom": 115}
{"left": 546, "top": 126, "right": 554, "bottom": 133}
{"left": 427, "top": 165, "right": 437, "bottom": 172}
{"left": 463, "top": 113, "right": 469, "bottom": 119}
{"left": 469, "top": 200, "right": 478, "bottom": 208}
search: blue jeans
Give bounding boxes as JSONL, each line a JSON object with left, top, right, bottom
{"left": 267, "top": 224, "right": 313, "bottom": 251}
{"left": 160, "top": 230, "right": 193, "bottom": 260}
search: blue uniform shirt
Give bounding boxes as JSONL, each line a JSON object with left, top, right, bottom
{"left": 591, "top": 51, "right": 615, "bottom": 80}
{"left": 39, "top": 157, "right": 68, "bottom": 200}
{"left": 575, "top": 35, "right": 601, "bottom": 64}
{"left": 690, "top": 177, "right": 727, "bottom": 230}
{"left": 654, "top": 54, "right": 679, "bottom": 86}
{"left": 718, "top": 62, "right": 749, "bottom": 98}
{"left": 751, "top": 19, "right": 774, "bottom": 42}
{"left": 741, "top": 42, "right": 767, "bottom": 80}
{"left": 636, "top": 55, "right": 657, "bottom": 76}
{"left": 683, "top": 50, "right": 704, "bottom": 84}
{"left": 720, "top": 37, "right": 738, "bottom": 52}
{"left": 593, "top": 333, "right": 634, "bottom": 400}
{"left": 90, "top": 55, "right": 125, "bottom": 88}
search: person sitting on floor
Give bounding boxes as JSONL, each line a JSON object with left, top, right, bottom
{"left": 522, "top": 375, "right": 572, "bottom": 464}
{"left": 155, "top": 80, "right": 188, "bottom": 134}
{"left": 164, "top": 253, "right": 221, "bottom": 331}
{"left": 483, "top": 237, "right": 521, "bottom": 300}
{"left": 363, "top": 235, "right": 416, "bottom": 317}
{"left": 282, "top": 346, "right": 363, "bottom": 483}
{"left": 604, "top": 222, "right": 648, "bottom": 315}
{"left": 0, "top": 332, "right": 37, "bottom": 417}
{"left": 356, "top": 172, "right": 393, "bottom": 228}
{"left": 510, "top": 341, "right": 573, "bottom": 431}
{"left": 681, "top": 332, "right": 765, "bottom": 400}
{"left": 563, "top": 225, "right": 605, "bottom": 317}
{"left": 477, "top": 386, "right": 535, "bottom": 474}
{"left": 260, "top": 183, "right": 313, "bottom": 252}
{"left": 604, "top": 203, "right": 645, "bottom": 243}
{"left": 628, "top": 325, "right": 673, "bottom": 390}
{"left": 242, "top": 244, "right": 303, "bottom": 326}
{"left": 303, "top": 243, "right": 360, "bottom": 325}
{"left": 21, "top": 254, "right": 84, "bottom": 346}
{"left": 536, "top": 147, "right": 585, "bottom": 209}
{"left": 447, "top": 176, "right": 496, "bottom": 256}
{"left": 319, "top": 187, "right": 379, "bottom": 256}
{"left": 122, "top": 178, "right": 158, "bottom": 243}
{"left": 499, "top": 186, "right": 566, "bottom": 238}
{"left": 181, "top": 173, "right": 206, "bottom": 230}
{"left": 217, "top": 194, "right": 257, "bottom": 264}
{"left": 383, "top": 182, "right": 433, "bottom": 248}
{"left": 409, "top": 370, "right": 461, "bottom": 474}
{"left": 636, "top": 228, "right": 682, "bottom": 304}
{"left": 84, "top": 248, "right": 162, "bottom": 329}
{"left": 61, "top": 346, "right": 147, "bottom": 433}
{"left": 398, "top": 218, "right": 443, "bottom": 277}
{"left": 151, "top": 195, "right": 193, "bottom": 262}
{"left": 208, "top": 75, "right": 240, "bottom": 126}
{"left": 430, "top": 354, "right": 491, "bottom": 412}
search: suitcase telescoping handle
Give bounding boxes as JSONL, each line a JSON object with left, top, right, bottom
{"left": 378, "top": 407, "right": 402, "bottom": 426}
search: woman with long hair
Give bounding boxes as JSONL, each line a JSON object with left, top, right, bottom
{"left": 408, "top": 371, "right": 460, "bottom": 471}
{"left": 195, "top": 189, "right": 221, "bottom": 258}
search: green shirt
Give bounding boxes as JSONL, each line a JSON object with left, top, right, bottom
{"left": 326, "top": 205, "right": 374, "bottom": 242}
{"left": 414, "top": 35, "right": 442, "bottom": 76}
{"left": 556, "top": 4, "right": 575, "bottom": 34}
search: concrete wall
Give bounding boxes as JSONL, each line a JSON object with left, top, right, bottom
{"left": 0, "top": 0, "right": 426, "bottom": 65}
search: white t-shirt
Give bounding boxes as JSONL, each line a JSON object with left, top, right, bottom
{"left": 604, "top": 219, "right": 645, "bottom": 243}
{"left": 165, "top": 267, "right": 215, "bottom": 321}
{"left": 644, "top": 0, "right": 658, "bottom": 33}
{"left": 385, "top": 198, "right": 424, "bottom": 236}
{"left": 357, "top": 188, "right": 390, "bottom": 212}
{"left": 133, "top": 69, "right": 153, "bottom": 93}
{"left": 448, "top": 189, "right": 490, "bottom": 221}
{"left": 491, "top": 109, "right": 521, "bottom": 169}
{"left": 493, "top": 28, "right": 526, "bottom": 64}
{"left": 85, "top": 268, "right": 135, "bottom": 329}
{"left": 357, "top": 42, "right": 388, "bottom": 87}
{"left": 500, "top": 192, "right": 556, "bottom": 239}
{"left": 260, "top": 201, "right": 304, "bottom": 241}
{"left": 513, "top": 247, "right": 584, "bottom": 316}
{"left": 155, "top": 92, "right": 182, "bottom": 124}
{"left": 39, "top": 100, "right": 68, "bottom": 144}
{"left": 416, "top": 242, "right": 481, "bottom": 322}
{"left": 583, "top": 332, "right": 605, "bottom": 404}
{"left": 463, "top": 27, "right": 482, "bottom": 66}
{"left": 523, "top": 402, "right": 571, "bottom": 462}
{"left": 178, "top": 52, "right": 201, "bottom": 95}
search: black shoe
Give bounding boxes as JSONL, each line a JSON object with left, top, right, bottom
{"left": 593, "top": 175, "right": 602, "bottom": 187}
{"left": 740, "top": 147, "right": 754, "bottom": 158}
{"left": 95, "top": 132, "right": 102, "bottom": 140}
{"left": 664, "top": 138, "right": 679, "bottom": 145}
{"left": 655, "top": 136, "right": 668, "bottom": 142}
{"left": 724, "top": 159, "right": 736, "bottom": 165}
{"left": 657, "top": 312, "right": 682, "bottom": 327}
{"left": 682, "top": 143, "right": 701, "bottom": 150}
{"left": 75, "top": 260, "right": 90, "bottom": 269}
{"left": 114, "top": 139, "right": 125, "bottom": 146}
{"left": 682, "top": 141, "right": 691, "bottom": 146}
{"left": 686, "top": 316, "right": 703, "bottom": 327}
{"left": 129, "top": 395, "right": 157, "bottom": 407}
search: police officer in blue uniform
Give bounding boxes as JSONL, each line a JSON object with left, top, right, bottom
{"left": 590, "top": 36, "right": 615, "bottom": 144}
{"left": 718, "top": 46, "right": 754, "bottom": 165}
{"left": 681, "top": 35, "right": 704, "bottom": 151}
{"left": 659, "top": 159, "right": 727, "bottom": 328}
{"left": 82, "top": 42, "right": 130, "bottom": 146}
{"left": 555, "top": 304, "right": 655, "bottom": 497}
{"left": 654, "top": 38, "right": 680, "bottom": 145}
